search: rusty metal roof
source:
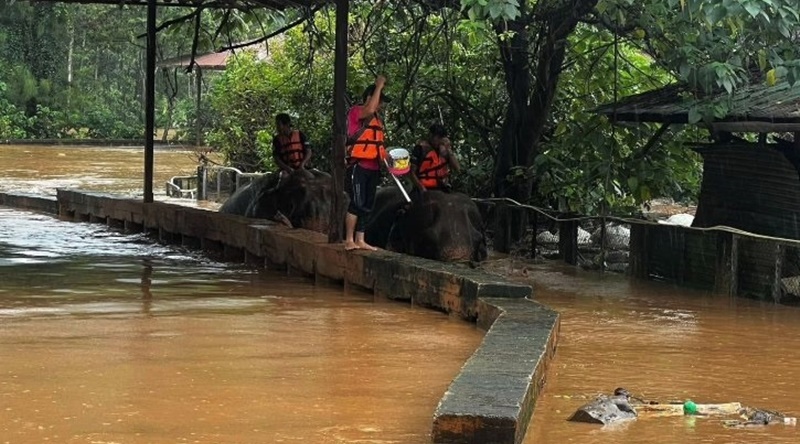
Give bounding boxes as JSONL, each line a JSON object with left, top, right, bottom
{"left": 595, "top": 81, "right": 800, "bottom": 126}
{"left": 158, "top": 42, "right": 270, "bottom": 70}
{"left": 46, "top": 0, "right": 331, "bottom": 10}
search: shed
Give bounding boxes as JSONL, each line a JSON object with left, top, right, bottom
{"left": 596, "top": 80, "right": 800, "bottom": 240}
{"left": 597, "top": 81, "right": 800, "bottom": 302}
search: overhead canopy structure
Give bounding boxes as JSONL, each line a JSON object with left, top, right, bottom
{"left": 27, "top": 0, "right": 348, "bottom": 242}
{"left": 595, "top": 80, "right": 800, "bottom": 133}
{"left": 158, "top": 41, "right": 269, "bottom": 70}
{"left": 52, "top": 0, "right": 331, "bottom": 9}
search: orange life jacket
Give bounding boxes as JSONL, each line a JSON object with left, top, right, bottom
{"left": 277, "top": 130, "right": 304, "bottom": 169}
{"left": 348, "top": 115, "right": 386, "bottom": 162}
{"left": 417, "top": 145, "right": 449, "bottom": 189}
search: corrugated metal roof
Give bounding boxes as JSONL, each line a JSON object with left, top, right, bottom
{"left": 158, "top": 42, "right": 270, "bottom": 70}
{"left": 595, "top": 81, "right": 800, "bottom": 125}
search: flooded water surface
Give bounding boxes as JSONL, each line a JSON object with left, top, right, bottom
{"left": 0, "top": 144, "right": 208, "bottom": 196}
{"left": 513, "top": 263, "right": 800, "bottom": 444}
{"left": 0, "top": 208, "right": 483, "bottom": 443}
{"left": 6, "top": 144, "right": 800, "bottom": 444}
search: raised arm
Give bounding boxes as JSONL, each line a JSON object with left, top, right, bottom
{"left": 359, "top": 75, "right": 386, "bottom": 120}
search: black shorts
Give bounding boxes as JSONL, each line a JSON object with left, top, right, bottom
{"left": 346, "top": 163, "right": 380, "bottom": 228}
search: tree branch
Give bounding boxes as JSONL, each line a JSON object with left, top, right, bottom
{"left": 217, "top": 4, "right": 325, "bottom": 52}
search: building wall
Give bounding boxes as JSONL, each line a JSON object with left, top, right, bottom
{"left": 693, "top": 144, "right": 800, "bottom": 240}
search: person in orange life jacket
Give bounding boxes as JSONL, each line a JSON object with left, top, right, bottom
{"left": 344, "top": 75, "right": 391, "bottom": 251}
{"left": 409, "top": 123, "right": 460, "bottom": 193}
{"left": 272, "top": 113, "right": 312, "bottom": 175}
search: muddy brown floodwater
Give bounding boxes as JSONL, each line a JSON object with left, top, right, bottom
{"left": 6, "top": 144, "right": 800, "bottom": 443}
{"left": 493, "top": 261, "right": 800, "bottom": 444}
{"left": 0, "top": 208, "right": 483, "bottom": 443}
{"left": 0, "top": 144, "right": 214, "bottom": 197}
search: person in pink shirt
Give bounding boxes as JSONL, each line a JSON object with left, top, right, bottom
{"left": 344, "top": 75, "right": 391, "bottom": 251}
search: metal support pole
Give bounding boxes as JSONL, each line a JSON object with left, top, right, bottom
{"left": 143, "top": 0, "right": 157, "bottom": 203}
{"left": 195, "top": 68, "right": 203, "bottom": 146}
{"left": 328, "top": 0, "right": 349, "bottom": 243}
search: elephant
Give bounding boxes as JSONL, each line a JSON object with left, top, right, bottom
{"left": 364, "top": 187, "right": 488, "bottom": 263}
{"left": 219, "top": 168, "right": 334, "bottom": 233}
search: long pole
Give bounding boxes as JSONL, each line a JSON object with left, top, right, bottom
{"left": 144, "top": 0, "right": 157, "bottom": 203}
{"left": 328, "top": 0, "right": 349, "bottom": 243}
{"left": 195, "top": 68, "right": 203, "bottom": 146}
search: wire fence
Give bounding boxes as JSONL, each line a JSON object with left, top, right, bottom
{"left": 473, "top": 197, "right": 800, "bottom": 305}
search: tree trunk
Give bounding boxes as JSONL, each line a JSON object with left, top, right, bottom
{"left": 491, "top": 2, "right": 597, "bottom": 253}
{"left": 492, "top": 16, "right": 535, "bottom": 253}
{"left": 67, "top": 21, "right": 74, "bottom": 87}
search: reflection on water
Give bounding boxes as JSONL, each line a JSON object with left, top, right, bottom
{"left": 0, "top": 208, "right": 483, "bottom": 443}
{"left": 518, "top": 263, "right": 800, "bottom": 443}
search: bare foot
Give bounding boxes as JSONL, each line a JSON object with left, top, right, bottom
{"left": 344, "top": 241, "right": 359, "bottom": 251}
{"left": 356, "top": 241, "right": 378, "bottom": 251}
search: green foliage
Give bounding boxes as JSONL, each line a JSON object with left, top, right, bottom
{"left": 0, "top": 82, "right": 29, "bottom": 139}
{"left": 5, "top": 0, "right": 800, "bottom": 219}
{"left": 206, "top": 54, "right": 276, "bottom": 172}
{"left": 461, "top": 0, "right": 521, "bottom": 21}
{"left": 206, "top": 4, "right": 504, "bottom": 189}
{"left": 0, "top": 3, "right": 284, "bottom": 141}
{"left": 536, "top": 25, "right": 703, "bottom": 214}
{"left": 601, "top": 0, "right": 800, "bottom": 120}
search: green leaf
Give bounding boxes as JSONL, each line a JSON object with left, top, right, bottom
{"left": 743, "top": 2, "right": 761, "bottom": 18}
{"left": 688, "top": 106, "right": 702, "bottom": 124}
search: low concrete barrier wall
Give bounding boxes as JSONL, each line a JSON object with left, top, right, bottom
{"left": 0, "top": 192, "right": 58, "bottom": 214}
{"left": 33, "top": 189, "right": 558, "bottom": 444}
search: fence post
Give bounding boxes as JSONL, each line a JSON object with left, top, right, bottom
{"left": 714, "top": 232, "right": 740, "bottom": 296}
{"left": 196, "top": 165, "right": 206, "bottom": 201}
{"left": 559, "top": 214, "right": 578, "bottom": 265}
{"left": 773, "top": 243, "right": 784, "bottom": 303}
{"left": 529, "top": 210, "right": 538, "bottom": 259}
{"left": 730, "top": 235, "right": 739, "bottom": 296}
{"left": 629, "top": 222, "right": 649, "bottom": 279}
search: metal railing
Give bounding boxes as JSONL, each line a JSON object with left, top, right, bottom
{"left": 165, "top": 175, "right": 197, "bottom": 199}
{"left": 197, "top": 165, "right": 265, "bottom": 202}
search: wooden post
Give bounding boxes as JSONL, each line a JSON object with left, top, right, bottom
{"left": 529, "top": 211, "right": 538, "bottom": 258}
{"left": 143, "top": 0, "right": 157, "bottom": 203}
{"left": 730, "top": 235, "right": 739, "bottom": 296}
{"left": 676, "top": 227, "right": 687, "bottom": 285}
{"left": 773, "top": 243, "right": 784, "bottom": 303}
{"left": 558, "top": 215, "right": 578, "bottom": 265}
{"left": 328, "top": 0, "right": 349, "bottom": 243}
{"left": 715, "top": 234, "right": 740, "bottom": 296}
{"left": 195, "top": 68, "right": 203, "bottom": 146}
{"left": 599, "top": 217, "right": 607, "bottom": 273}
{"left": 629, "top": 222, "right": 649, "bottom": 279}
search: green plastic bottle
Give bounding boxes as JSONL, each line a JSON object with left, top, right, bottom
{"left": 683, "top": 400, "right": 698, "bottom": 415}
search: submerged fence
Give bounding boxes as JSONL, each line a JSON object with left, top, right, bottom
{"left": 199, "top": 165, "right": 264, "bottom": 202}
{"left": 475, "top": 198, "right": 800, "bottom": 304}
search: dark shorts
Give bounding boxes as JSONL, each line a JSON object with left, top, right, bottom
{"left": 346, "top": 163, "right": 380, "bottom": 231}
